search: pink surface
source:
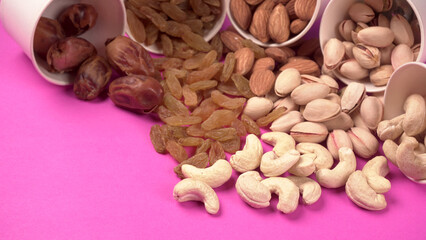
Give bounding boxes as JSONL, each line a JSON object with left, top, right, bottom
{"left": 0, "top": 3, "right": 425, "bottom": 240}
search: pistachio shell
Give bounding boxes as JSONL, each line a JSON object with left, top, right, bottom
{"left": 352, "top": 44, "right": 381, "bottom": 69}
{"left": 377, "top": 14, "right": 390, "bottom": 28}
{"left": 342, "top": 41, "right": 355, "bottom": 59}
{"left": 275, "top": 68, "right": 301, "bottom": 97}
{"left": 380, "top": 44, "right": 395, "bottom": 65}
{"left": 324, "top": 93, "right": 341, "bottom": 105}
{"left": 303, "top": 99, "right": 341, "bottom": 123}
{"left": 364, "top": 0, "right": 393, "bottom": 12}
{"left": 270, "top": 111, "right": 304, "bottom": 133}
{"left": 390, "top": 14, "right": 414, "bottom": 47}
{"left": 348, "top": 3, "right": 375, "bottom": 23}
{"left": 323, "top": 112, "right": 354, "bottom": 131}
{"left": 412, "top": 43, "right": 420, "bottom": 61}
{"left": 339, "top": 19, "right": 355, "bottom": 41}
{"left": 291, "top": 83, "right": 330, "bottom": 106}
{"left": 370, "top": 65, "right": 393, "bottom": 86}
{"left": 391, "top": 44, "right": 414, "bottom": 70}
{"left": 357, "top": 27, "right": 395, "bottom": 48}
{"left": 348, "top": 127, "right": 379, "bottom": 158}
{"left": 327, "top": 129, "right": 353, "bottom": 159}
{"left": 273, "top": 96, "right": 298, "bottom": 111}
{"left": 338, "top": 59, "right": 369, "bottom": 80}
{"left": 300, "top": 74, "right": 323, "bottom": 85}
{"left": 323, "top": 38, "right": 345, "bottom": 70}
{"left": 290, "top": 122, "right": 329, "bottom": 143}
{"left": 243, "top": 97, "right": 274, "bottom": 120}
{"left": 341, "top": 82, "right": 366, "bottom": 114}
{"left": 360, "top": 96, "right": 383, "bottom": 130}
{"left": 320, "top": 75, "right": 339, "bottom": 93}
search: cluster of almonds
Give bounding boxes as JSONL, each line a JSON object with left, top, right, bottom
{"left": 323, "top": 0, "right": 421, "bottom": 87}
{"left": 125, "top": 0, "right": 222, "bottom": 55}
{"left": 230, "top": 0, "right": 317, "bottom": 43}
{"left": 379, "top": 94, "right": 426, "bottom": 182}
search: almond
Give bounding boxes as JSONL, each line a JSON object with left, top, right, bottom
{"left": 220, "top": 30, "right": 244, "bottom": 52}
{"left": 265, "top": 47, "right": 290, "bottom": 63}
{"left": 230, "top": 0, "right": 252, "bottom": 31}
{"left": 286, "top": 0, "right": 298, "bottom": 20}
{"left": 290, "top": 19, "right": 308, "bottom": 34}
{"left": 279, "top": 59, "right": 320, "bottom": 76}
{"left": 294, "top": 0, "right": 316, "bottom": 21}
{"left": 268, "top": 4, "right": 290, "bottom": 43}
{"left": 246, "top": 0, "right": 265, "bottom": 5}
{"left": 252, "top": 57, "right": 276, "bottom": 72}
{"left": 250, "top": 8, "right": 271, "bottom": 43}
{"left": 234, "top": 47, "right": 255, "bottom": 75}
{"left": 249, "top": 69, "right": 276, "bottom": 96}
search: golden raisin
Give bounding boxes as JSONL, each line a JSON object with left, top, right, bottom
{"left": 241, "top": 114, "right": 261, "bottom": 136}
{"left": 174, "top": 152, "right": 209, "bottom": 179}
{"left": 166, "top": 140, "right": 188, "bottom": 163}
{"left": 209, "top": 141, "right": 226, "bottom": 165}
{"left": 205, "top": 128, "right": 238, "bottom": 141}
{"left": 256, "top": 107, "right": 287, "bottom": 127}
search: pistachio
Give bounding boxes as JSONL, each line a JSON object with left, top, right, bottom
{"left": 411, "top": 18, "right": 421, "bottom": 44}
{"left": 360, "top": 96, "right": 384, "bottom": 130}
{"left": 323, "top": 38, "right": 345, "bottom": 70}
{"left": 243, "top": 97, "right": 274, "bottom": 120}
{"left": 371, "top": 14, "right": 390, "bottom": 28}
{"left": 369, "top": 65, "right": 393, "bottom": 87}
{"left": 391, "top": 44, "right": 414, "bottom": 70}
{"left": 364, "top": 0, "right": 393, "bottom": 13}
{"left": 390, "top": 14, "right": 414, "bottom": 47}
{"left": 348, "top": 2, "right": 375, "bottom": 23}
{"left": 348, "top": 127, "right": 379, "bottom": 159}
{"left": 327, "top": 130, "right": 353, "bottom": 159}
{"left": 338, "top": 59, "right": 369, "bottom": 81}
{"left": 412, "top": 43, "right": 420, "bottom": 61}
{"left": 300, "top": 74, "right": 323, "bottom": 85}
{"left": 290, "top": 122, "right": 328, "bottom": 143}
{"left": 342, "top": 41, "right": 355, "bottom": 59}
{"left": 352, "top": 44, "right": 381, "bottom": 69}
{"left": 303, "top": 99, "right": 341, "bottom": 123}
{"left": 351, "top": 109, "right": 370, "bottom": 130}
{"left": 323, "top": 112, "right": 354, "bottom": 131}
{"left": 319, "top": 75, "right": 339, "bottom": 93}
{"left": 357, "top": 27, "right": 395, "bottom": 48}
{"left": 341, "top": 82, "right": 366, "bottom": 114}
{"left": 339, "top": 19, "right": 356, "bottom": 41}
{"left": 270, "top": 111, "right": 304, "bottom": 133}
{"left": 351, "top": 22, "right": 369, "bottom": 44}
{"left": 291, "top": 83, "right": 330, "bottom": 106}
{"left": 321, "top": 64, "right": 336, "bottom": 78}
{"left": 275, "top": 68, "right": 301, "bottom": 97}
{"left": 380, "top": 43, "right": 395, "bottom": 65}
{"left": 273, "top": 96, "right": 298, "bottom": 112}
{"left": 324, "top": 93, "right": 341, "bottom": 105}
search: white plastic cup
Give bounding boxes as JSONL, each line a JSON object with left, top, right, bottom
{"left": 127, "top": 0, "right": 227, "bottom": 55}
{"left": 319, "top": 0, "right": 426, "bottom": 93}
{"left": 0, "top": 0, "right": 126, "bottom": 85}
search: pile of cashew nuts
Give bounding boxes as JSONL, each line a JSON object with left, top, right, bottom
{"left": 172, "top": 93, "right": 425, "bottom": 214}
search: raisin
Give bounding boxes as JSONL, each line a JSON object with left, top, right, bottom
{"left": 172, "top": 39, "right": 196, "bottom": 59}
{"left": 196, "top": 139, "right": 212, "bottom": 154}
{"left": 181, "top": 30, "right": 212, "bottom": 52}
{"left": 217, "top": 81, "right": 244, "bottom": 96}
{"left": 186, "top": 124, "right": 206, "bottom": 137}
{"left": 201, "top": 109, "right": 237, "bottom": 130}
{"left": 210, "top": 34, "right": 223, "bottom": 61}
{"left": 220, "top": 31, "right": 244, "bottom": 52}
{"left": 153, "top": 57, "right": 183, "bottom": 71}
{"left": 166, "top": 140, "right": 188, "bottom": 163}
{"left": 163, "top": 93, "right": 190, "bottom": 116}
{"left": 209, "top": 141, "right": 226, "bottom": 165}
{"left": 144, "top": 21, "right": 159, "bottom": 46}
{"left": 160, "top": 2, "right": 187, "bottom": 22}
{"left": 126, "top": 9, "right": 146, "bottom": 43}
{"left": 256, "top": 106, "right": 287, "bottom": 127}
{"left": 139, "top": 6, "right": 167, "bottom": 32}
{"left": 165, "top": 70, "right": 182, "bottom": 99}
{"left": 164, "top": 115, "right": 203, "bottom": 126}
{"left": 211, "top": 90, "right": 246, "bottom": 110}
{"left": 189, "top": 80, "right": 218, "bottom": 91}
{"left": 174, "top": 152, "right": 209, "bottom": 179}
{"left": 220, "top": 53, "right": 236, "bottom": 82}
{"left": 199, "top": 50, "right": 217, "bottom": 70}
{"left": 219, "top": 136, "right": 241, "bottom": 154}
{"left": 183, "top": 19, "right": 204, "bottom": 35}
{"left": 192, "top": 98, "right": 219, "bottom": 121}
{"left": 186, "top": 62, "right": 223, "bottom": 84}
{"left": 165, "top": 125, "right": 188, "bottom": 140}
{"left": 241, "top": 39, "right": 266, "bottom": 59}
{"left": 189, "top": 0, "right": 211, "bottom": 17}
{"left": 231, "top": 74, "right": 256, "bottom": 98}
{"left": 128, "top": 0, "right": 161, "bottom": 10}
{"left": 231, "top": 118, "right": 247, "bottom": 137}
{"left": 241, "top": 114, "right": 261, "bottom": 136}
{"left": 156, "top": 105, "right": 174, "bottom": 122}
{"left": 203, "top": 0, "right": 221, "bottom": 7}
{"left": 164, "top": 21, "right": 191, "bottom": 38}
{"left": 183, "top": 53, "right": 205, "bottom": 70}
{"left": 150, "top": 125, "right": 167, "bottom": 153}
{"left": 182, "top": 84, "right": 199, "bottom": 108}
{"left": 178, "top": 137, "right": 204, "bottom": 147}
{"left": 201, "top": 15, "right": 216, "bottom": 23}
{"left": 160, "top": 34, "right": 174, "bottom": 57}
{"left": 205, "top": 128, "right": 238, "bottom": 141}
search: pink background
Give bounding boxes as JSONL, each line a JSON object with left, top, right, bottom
{"left": 0, "top": 1, "right": 425, "bottom": 239}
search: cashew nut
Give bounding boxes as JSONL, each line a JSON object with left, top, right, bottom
{"left": 316, "top": 147, "right": 357, "bottom": 188}
{"left": 261, "top": 132, "right": 296, "bottom": 157}
{"left": 173, "top": 178, "right": 220, "bottom": 214}
{"left": 376, "top": 114, "right": 405, "bottom": 141}
{"left": 287, "top": 176, "right": 322, "bottom": 205}
{"left": 182, "top": 159, "right": 232, "bottom": 188}
{"left": 260, "top": 150, "right": 300, "bottom": 177}
{"left": 382, "top": 139, "right": 399, "bottom": 166}
{"left": 288, "top": 153, "right": 316, "bottom": 177}
{"left": 261, "top": 177, "right": 300, "bottom": 214}
{"left": 296, "top": 143, "right": 334, "bottom": 170}
{"left": 399, "top": 132, "right": 426, "bottom": 153}
{"left": 345, "top": 171, "right": 387, "bottom": 211}
{"left": 235, "top": 171, "right": 271, "bottom": 208}
{"left": 362, "top": 156, "right": 391, "bottom": 194}
{"left": 230, "top": 134, "right": 263, "bottom": 173}
{"left": 396, "top": 137, "right": 426, "bottom": 181}
{"left": 402, "top": 94, "right": 426, "bottom": 136}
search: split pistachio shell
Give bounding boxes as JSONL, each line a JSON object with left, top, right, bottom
{"left": 324, "top": 93, "right": 341, "bottom": 105}
{"left": 324, "top": 38, "right": 345, "bottom": 70}
{"left": 352, "top": 44, "right": 381, "bottom": 69}
{"left": 339, "top": 19, "right": 356, "bottom": 42}
{"left": 323, "top": 112, "right": 354, "bottom": 131}
{"left": 357, "top": 27, "right": 395, "bottom": 48}
{"left": 348, "top": 2, "right": 375, "bottom": 23}
{"left": 351, "top": 109, "right": 370, "bottom": 130}
{"left": 290, "top": 122, "right": 328, "bottom": 143}
{"left": 380, "top": 44, "right": 395, "bottom": 65}
{"left": 320, "top": 75, "right": 339, "bottom": 93}
{"left": 391, "top": 44, "right": 414, "bottom": 70}
{"left": 291, "top": 83, "right": 330, "bottom": 106}
{"left": 303, "top": 99, "right": 341, "bottom": 122}
{"left": 274, "top": 96, "right": 298, "bottom": 111}
{"left": 412, "top": 43, "right": 420, "bottom": 61}
{"left": 270, "top": 111, "right": 304, "bottom": 133}
{"left": 348, "top": 127, "right": 379, "bottom": 158}
{"left": 327, "top": 129, "right": 353, "bottom": 159}
{"left": 360, "top": 96, "right": 384, "bottom": 130}
{"left": 370, "top": 65, "right": 393, "bottom": 86}
{"left": 364, "top": 0, "right": 393, "bottom": 12}
{"left": 338, "top": 59, "right": 369, "bottom": 80}
{"left": 376, "top": 14, "right": 390, "bottom": 28}
{"left": 301, "top": 74, "right": 323, "bottom": 85}
{"left": 390, "top": 14, "right": 414, "bottom": 47}
{"left": 243, "top": 97, "right": 274, "bottom": 120}
{"left": 275, "top": 68, "right": 301, "bottom": 97}
{"left": 341, "top": 82, "right": 366, "bottom": 114}
{"left": 342, "top": 41, "right": 355, "bottom": 59}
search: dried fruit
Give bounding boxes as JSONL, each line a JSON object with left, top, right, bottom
{"left": 196, "top": 139, "right": 213, "bottom": 154}
{"left": 186, "top": 124, "right": 206, "bottom": 137}
{"left": 241, "top": 114, "right": 261, "bottom": 136}
{"left": 74, "top": 56, "right": 112, "bottom": 100}
{"left": 256, "top": 107, "right": 287, "bottom": 127}
{"left": 181, "top": 30, "right": 212, "bottom": 52}
{"left": 163, "top": 93, "right": 190, "bottom": 116}
{"left": 165, "top": 125, "right": 188, "bottom": 140}
{"left": 165, "top": 71, "right": 183, "bottom": 100}
{"left": 232, "top": 118, "right": 248, "bottom": 137}
{"left": 201, "top": 109, "right": 237, "bottom": 130}
{"left": 150, "top": 125, "right": 167, "bottom": 153}
{"left": 182, "top": 84, "right": 199, "bottom": 107}
{"left": 34, "top": 17, "right": 65, "bottom": 58}
{"left": 178, "top": 137, "right": 204, "bottom": 147}
{"left": 199, "top": 50, "right": 218, "bottom": 70}
{"left": 189, "top": 80, "right": 218, "bottom": 91}
{"left": 209, "top": 141, "right": 226, "bottom": 165}
{"left": 231, "top": 74, "right": 256, "bottom": 98}
{"left": 186, "top": 63, "right": 223, "bottom": 84}
{"left": 156, "top": 105, "right": 174, "bottom": 122}
{"left": 166, "top": 140, "right": 188, "bottom": 163}
{"left": 211, "top": 90, "right": 246, "bottom": 110}
{"left": 219, "top": 136, "right": 241, "bottom": 154}
{"left": 192, "top": 98, "right": 220, "bottom": 121}
{"left": 174, "top": 152, "right": 209, "bottom": 178}
{"left": 164, "top": 116, "right": 203, "bottom": 126}
{"left": 58, "top": 3, "right": 98, "bottom": 36}
{"left": 220, "top": 53, "right": 236, "bottom": 82}
{"left": 160, "top": 2, "right": 187, "bottom": 22}
{"left": 205, "top": 128, "right": 238, "bottom": 141}
{"left": 126, "top": 9, "right": 146, "bottom": 43}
